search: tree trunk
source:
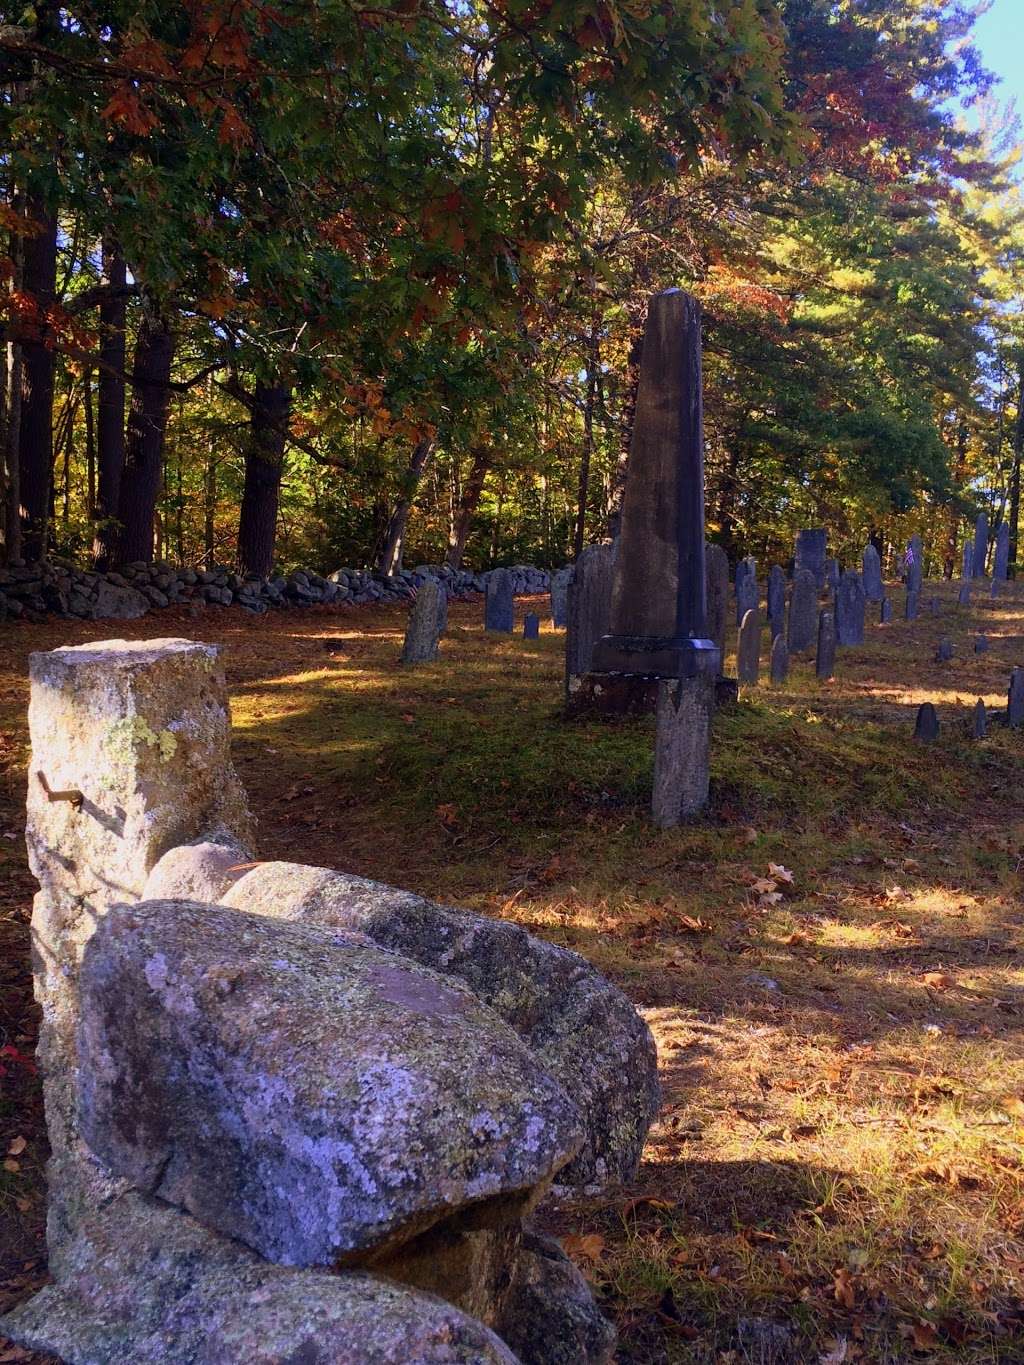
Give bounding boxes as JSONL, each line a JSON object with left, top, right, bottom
{"left": 446, "top": 445, "right": 490, "bottom": 569}
{"left": 1010, "top": 356, "right": 1024, "bottom": 577}
{"left": 574, "top": 328, "right": 599, "bottom": 558}
{"left": 93, "top": 237, "right": 127, "bottom": 568}
{"left": 115, "top": 304, "right": 174, "bottom": 565}
{"left": 237, "top": 381, "right": 290, "bottom": 577}
{"left": 84, "top": 368, "right": 95, "bottom": 521}
{"left": 1, "top": 223, "right": 23, "bottom": 566}
{"left": 378, "top": 438, "right": 433, "bottom": 574}
{"left": 606, "top": 318, "right": 642, "bottom": 541}
{"left": 18, "top": 195, "right": 58, "bottom": 562}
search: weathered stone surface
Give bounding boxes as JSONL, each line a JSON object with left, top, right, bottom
{"left": 862, "top": 544, "right": 883, "bottom": 602}
{"left": 905, "top": 589, "right": 919, "bottom": 620}
{"left": 936, "top": 637, "right": 954, "bottom": 662}
{"left": 974, "top": 699, "right": 987, "bottom": 739}
{"left": 958, "top": 581, "right": 971, "bottom": 607}
{"left": 737, "top": 608, "right": 760, "bottom": 684}
{"left": 652, "top": 674, "right": 714, "bottom": 826}
{"left": 973, "top": 512, "right": 989, "bottom": 578}
{"left": 1, "top": 1192, "right": 520, "bottom": 1365}
{"left": 1009, "top": 668, "right": 1024, "bottom": 727}
{"left": 835, "top": 571, "right": 865, "bottom": 646}
{"left": 141, "top": 836, "right": 252, "bottom": 903}
{"left": 91, "top": 577, "right": 150, "bottom": 620}
{"left": 550, "top": 567, "right": 572, "bottom": 628}
{"left": 565, "top": 544, "right": 615, "bottom": 701}
{"left": 795, "top": 529, "right": 827, "bottom": 591}
{"left": 994, "top": 521, "right": 1010, "bottom": 582}
{"left": 221, "top": 862, "right": 658, "bottom": 1191}
{"left": 907, "top": 534, "right": 923, "bottom": 594}
{"left": 79, "top": 899, "right": 583, "bottom": 1268}
{"left": 523, "top": 613, "right": 540, "bottom": 640}
{"left": 769, "top": 635, "right": 788, "bottom": 685}
{"left": 825, "top": 557, "right": 840, "bottom": 596}
{"left": 815, "top": 609, "right": 836, "bottom": 681}
{"left": 402, "top": 580, "right": 447, "bottom": 663}
{"left": 26, "top": 639, "right": 254, "bottom": 1264}
{"left": 735, "top": 556, "right": 758, "bottom": 625}
{"left": 485, "top": 570, "right": 514, "bottom": 632}
{"left": 914, "top": 702, "right": 939, "bottom": 741}
{"left": 767, "top": 564, "right": 786, "bottom": 640}
{"left": 787, "top": 568, "right": 817, "bottom": 653}
{"left": 961, "top": 541, "right": 974, "bottom": 580}
{"left": 498, "top": 1231, "right": 616, "bottom": 1365}
{"left": 880, "top": 598, "right": 893, "bottom": 623}
{"left": 705, "top": 543, "right": 729, "bottom": 661}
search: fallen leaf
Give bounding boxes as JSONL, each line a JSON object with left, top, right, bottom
{"left": 922, "top": 971, "right": 954, "bottom": 991}
{"left": 910, "top": 1320, "right": 939, "bottom": 1351}
{"left": 7, "top": 1135, "right": 26, "bottom": 1156}
{"left": 678, "top": 915, "right": 712, "bottom": 934}
{"left": 833, "top": 1266, "right": 856, "bottom": 1309}
{"left": 999, "top": 1094, "right": 1024, "bottom": 1120}
{"left": 769, "top": 862, "right": 794, "bottom": 884}
{"left": 561, "top": 1232, "right": 605, "bottom": 1263}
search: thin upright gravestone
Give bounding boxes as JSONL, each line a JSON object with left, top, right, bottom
{"left": 835, "top": 571, "right": 865, "bottom": 646}
{"left": 880, "top": 598, "right": 893, "bottom": 623}
{"left": 705, "top": 543, "right": 730, "bottom": 665}
{"left": 484, "top": 568, "right": 514, "bottom": 632}
{"left": 737, "top": 609, "right": 760, "bottom": 685}
{"left": 564, "top": 543, "right": 615, "bottom": 703}
{"left": 935, "top": 637, "right": 953, "bottom": 663}
{"left": 583, "top": 289, "right": 719, "bottom": 818}
{"left": 795, "top": 529, "right": 828, "bottom": 591}
{"left": 993, "top": 522, "right": 1010, "bottom": 584}
{"left": 787, "top": 569, "right": 818, "bottom": 653}
{"left": 975, "top": 635, "right": 988, "bottom": 654}
{"left": 825, "top": 558, "right": 840, "bottom": 596}
{"left": 973, "top": 512, "right": 989, "bottom": 579}
{"left": 914, "top": 702, "right": 939, "bottom": 742}
{"left": 1008, "top": 668, "right": 1024, "bottom": 728}
{"left": 973, "top": 699, "right": 987, "bottom": 739}
{"left": 816, "top": 608, "right": 836, "bottom": 680}
{"left": 735, "top": 557, "right": 758, "bottom": 625}
{"left": 961, "top": 541, "right": 974, "bottom": 580}
{"left": 958, "top": 581, "right": 971, "bottom": 608}
{"left": 767, "top": 564, "right": 786, "bottom": 640}
{"left": 907, "top": 534, "right": 923, "bottom": 595}
{"left": 862, "top": 544, "right": 884, "bottom": 603}
{"left": 905, "top": 589, "right": 919, "bottom": 621}
{"left": 400, "top": 580, "right": 447, "bottom": 664}
{"left": 770, "top": 634, "right": 789, "bottom": 685}
{"left": 523, "top": 613, "right": 540, "bottom": 640}
{"left": 550, "top": 567, "right": 572, "bottom": 628}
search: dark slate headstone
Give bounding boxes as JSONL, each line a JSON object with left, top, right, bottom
{"left": 549, "top": 567, "right": 572, "bottom": 628}
{"left": 975, "top": 634, "right": 988, "bottom": 654}
{"left": 795, "top": 529, "right": 827, "bottom": 591}
{"left": 825, "top": 558, "right": 840, "bottom": 596}
{"left": 973, "top": 699, "right": 987, "bottom": 739}
{"left": 991, "top": 579, "right": 1000, "bottom": 600}
{"left": 705, "top": 543, "right": 729, "bottom": 663}
{"left": 400, "top": 580, "right": 446, "bottom": 664}
{"left": 735, "top": 556, "right": 758, "bottom": 625}
{"left": 816, "top": 608, "right": 836, "bottom": 681}
{"left": 1008, "top": 667, "right": 1024, "bottom": 728}
{"left": 993, "top": 521, "right": 1010, "bottom": 582}
{"left": 770, "top": 634, "right": 789, "bottom": 685}
{"left": 835, "top": 571, "right": 865, "bottom": 646}
{"left": 973, "top": 512, "right": 989, "bottom": 579}
{"left": 914, "top": 702, "right": 939, "bottom": 742}
{"left": 565, "top": 543, "right": 615, "bottom": 697}
{"left": 767, "top": 564, "right": 786, "bottom": 640}
{"left": 523, "top": 612, "right": 540, "bottom": 640}
{"left": 958, "top": 581, "right": 971, "bottom": 608}
{"left": 907, "top": 535, "right": 923, "bottom": 595}
{"left": 484, "top": 568, "right": 514, "bottom": 632}
{"left": 961, "top": 541, "right": 974, "bottom": 581}
{"left": 929, "top": 596, "right": 941, "bottom": 616}
{"left": 737, "top": 608, "right": 760, "bottom": 685}
{"left": 905, "top": 589, "right": 919, "bottom": 620}
{"left": 652, "top": 674, "right": 715, "bottom": 827}
{"left": 935, "top": 637, "right": 953, "bottom": 663}
{"left": 787, "top": 568, "right": 818, "bottom": 653}
{"left": 880, "top": 597, "right": 893, "bottom": 624}
{"left": 862, "top": 544, "right": 884, "bottom": 602}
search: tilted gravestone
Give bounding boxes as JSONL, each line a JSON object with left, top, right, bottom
{"left": 400, "top": 580, "right": 446, "bottom": 664}
{"left": 549, "top": 567, "right": 572, "bottom": 628}
{"left": 905, "top": 589, "right": 919, "bottom": 620}
{"left": 862, "top": 544, "right": 884, "bottom": 602}
{"left": 914, "top": 702, "right": 939, "bottom": 741}
{"left": 767, "top": 564, "right": 786, "bottom": 640}
{"left": 737, "top": 609, "right": 760, "bottom": 684}
{"left": 907, "top": 534, "right": 923, "bottom": 594}
{"left": 484, "top": 568, "right": 514, "bottom": 632}
{"left": 564, "top": 543, "right": 615, "bottom": 703}
{"left": 770, "top": 634, "right": 789, "bottom": 685}
{"left": 835, "top": 570, "right": 865, "bottom": 646}
{"left": 880, "top": 598, "right": 893, "bottom": 624}
{"left": 787, "top": 568, "right": 818, "bottom": 653}
{"left": 523, "top": 612, "right": 540, "bottom": 640}
{"left": 973, "top": 512, "right": 989, "bottom": 579}
{"left": 993, "top": 522, "right": 1010, "bottom": 583}
{"left": 735, "top": 556, "right": 758, "bottom": 625}
{"left": 1009, "top": 668, "right": 1024, "bottom": 728}
{"left": 816, "top": 608, "right": 836, "bottom": 680}
{"left": 974, "top": 699, "right": 987, "bottom": 739}
{"left": 705, "top": 543, "right": 730, "bottom": 664}
{"left": 795, "top": 529, "right": 827, "bottom": 591}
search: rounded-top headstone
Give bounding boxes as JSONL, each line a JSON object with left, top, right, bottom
{"left": 914, "top": 702, "right": 939, "bottom": 742}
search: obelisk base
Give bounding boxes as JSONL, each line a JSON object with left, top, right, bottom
{"left": 566, "top": 636, "right": 723, "bottom": 719}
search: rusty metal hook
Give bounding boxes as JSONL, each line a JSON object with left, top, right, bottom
{"left": 36, "top": 771, "right": 84, "bottom": 809}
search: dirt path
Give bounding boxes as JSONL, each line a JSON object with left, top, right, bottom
{"left": 1, "top": 585, "right": 1022, "bottom": 1363}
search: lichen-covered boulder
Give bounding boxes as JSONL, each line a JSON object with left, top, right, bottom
{"left": 78, "top": 899, "right": 584, "bottom": 1267}
{"left": 0, "top": 1191, "right": 520, "bottom": 1365}
{"left": 498, "top": 1231, "right": 616, "bottom": 1365}
{"left": 220, "top": 863, "right": 659, "bottom": 1189}
{"left": 141, "top": 836, "right": 253, "bottom": 902}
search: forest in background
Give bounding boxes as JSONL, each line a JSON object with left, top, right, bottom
{"left": 2, "top": 0, "right": 1024, "bottom": 582}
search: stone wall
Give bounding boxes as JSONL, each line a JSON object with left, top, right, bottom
{"left": 0, "top": 559, "right": 555, "bottom": 623}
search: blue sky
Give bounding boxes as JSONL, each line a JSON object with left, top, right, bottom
{"left": 971, "top": 0, "right": 1023, "bottom": 113}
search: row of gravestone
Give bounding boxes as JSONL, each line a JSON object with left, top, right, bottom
{"left": 400, "top": 568, "right": 568, "bottom": 663}
{"left": 915, "top": 667, "right": 1024, "bottom": 742}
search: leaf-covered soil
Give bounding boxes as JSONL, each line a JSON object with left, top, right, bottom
{"left": 1, "top": 583, "right": 1023, "bottom": 1363}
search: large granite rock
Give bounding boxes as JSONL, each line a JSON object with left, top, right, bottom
{"left": 219, "top": 861, "right": 659, "bottom": 1190}
{"left": 2, "top": 1191, "right": 520, "bottom": 1365}
{"left": 78, "top": 899, "right": 584, "bottom": 1267}
{"left": 141, "top": 836, "right": 253, "bottom": 902}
